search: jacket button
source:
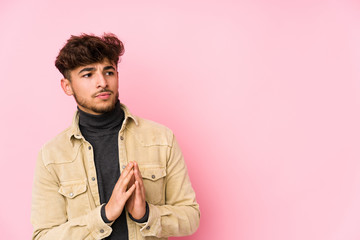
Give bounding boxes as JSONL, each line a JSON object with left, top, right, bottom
{"left": 69, "top": 192, "right": 74, "bottom": 197}
{"left": 151, "top": 175, "right": 156, "bottom": 179}
{"left": 100, "top": 229, "right": 104, "bottom": 233}
{"left": 146, "top": 226, "right": 150, "bottom": 230}
{"left": 120, "top": 136, "right": 124, "bottom": 140}
{"left": 122, "top": 165, "right": 126, "bottom": 169}
{"left": 88, "top": 146, "right": 91, "bottom": 150}
{"left": 91, "top": 177, "right": 96, "bottom": 181}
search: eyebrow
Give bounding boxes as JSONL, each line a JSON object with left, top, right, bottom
{"left": 78, "top": 67, "right": 95, "bottom": 75}
{"left": 103, "top": 66, "right": 116, "bottom": 71}
{"left": 78, "top": 65, "right": 116, "bottom": 75}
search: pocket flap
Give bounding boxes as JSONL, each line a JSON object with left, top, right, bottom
{"left": 58, "top": 181, "right": 87, "bottom": 199}
{"left": 141, "top": 167, "right": 166, "bottom": 181}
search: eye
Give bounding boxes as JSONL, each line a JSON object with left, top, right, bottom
{"left": 105, "top": 71, "right": 115, "bottom": 76}
{"left": 82, "top": 73, "right": 92, "bottom": 78}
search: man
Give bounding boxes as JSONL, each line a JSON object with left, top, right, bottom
{"left": 31, "top": 33, "right": 200, "bottom": 240}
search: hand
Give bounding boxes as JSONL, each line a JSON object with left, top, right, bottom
{"left": 105, "top": 162, "right": 136, "bottom": 221}
{"left": 126, "top": 161, "right": 147, "bottom": 220}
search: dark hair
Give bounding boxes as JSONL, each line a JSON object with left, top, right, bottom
{"left": 55, "top": 33, "right": 125, "bottom": 80}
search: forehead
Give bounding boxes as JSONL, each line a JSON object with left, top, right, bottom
{"left": 77, "top": 59, "right": 116, "bottom": 70}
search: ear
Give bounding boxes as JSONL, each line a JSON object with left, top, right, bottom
{"left": 61, "top": 78, "right": 74, "bottom": 96}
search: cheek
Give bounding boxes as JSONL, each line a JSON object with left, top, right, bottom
{"left": 72, "top": 83, "right": 92, "bottom": 98}
{"left": 109, "top": 79, "right": 119, "bottom": 90}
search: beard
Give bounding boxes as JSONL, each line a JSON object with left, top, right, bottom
{"left": 73, "top": 90, "right": 119, "bottom": 114}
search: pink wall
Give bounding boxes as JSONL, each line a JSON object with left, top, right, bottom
{"left": 1, "top": 0, "right": 360, "bottom": 239}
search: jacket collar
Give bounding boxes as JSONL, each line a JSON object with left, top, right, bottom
{"left": 67, "top": 103, "right": 138, "bottom": 144}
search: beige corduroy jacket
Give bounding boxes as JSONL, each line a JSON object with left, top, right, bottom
{"left": 31, "top": 103, "right": 200, "bottom": 240}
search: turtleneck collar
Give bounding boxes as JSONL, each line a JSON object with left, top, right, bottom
{"left": 78, "top": 100, "right": 124, "bottom": 133}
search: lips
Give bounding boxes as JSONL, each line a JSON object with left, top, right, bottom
{"left": 96, "top": 92, "right": 110, "bottom": 96}
{"left": 95, "top": 92, "right": 111, "bottom": 99}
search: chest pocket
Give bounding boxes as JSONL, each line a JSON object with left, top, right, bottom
{"left": 141, "top": 167, "right": 166, "bottom": 205}
{"left": 58, "top": 180, "right": 90, "bottom": 219}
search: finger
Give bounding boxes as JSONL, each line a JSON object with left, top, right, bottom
{"left": 125, "top": 183, "right": 136, "bottom": 199}
{"left": 121, "top": 162, "right": 134, "bottom": 177}
{"left": 132, "top": 163, "right": 146, "bottom": 198}
{"left": 134, "top": 178, "right": 144, "bottom": 200}
{"left": 134, "top": 175, "right": 146, "bottom": 200}
{"left": 127, "top": 174, "right": 135, "bottom": 190}
{"left": 133, "top": 162, "right": 142, "bottom": 177}
{"left": 134, "top": 181, "right": 144, "bottom": 200}
{"left": 119, "top": 169, "right": 134, "bottom": 190}
{"left": 114, "top": 162, "right": 134, "bottom": 188}
{"left": 134, "top": 173, "right": 144, "bottom": 196}
{"left": 133, "top": 162, "right": 143, "bottom": 183}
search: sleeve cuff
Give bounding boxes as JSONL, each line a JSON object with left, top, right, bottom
{"left": 87, "top": 205, "right": 113, "bottom": 239}
{"left": 101, "top": 204, "right": 112, "bottom": 223}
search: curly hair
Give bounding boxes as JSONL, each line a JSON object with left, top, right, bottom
{"left": 55, "top": 33, "right": 125, "bottom": 80}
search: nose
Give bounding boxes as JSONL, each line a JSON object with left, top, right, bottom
{"left": 96, "top": 73, "right": 107, "bottom": 88}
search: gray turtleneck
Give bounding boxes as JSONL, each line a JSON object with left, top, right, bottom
{"left": 78, "top": 101, "right": 149, "bottom": 240}
{"left": 79, "top": 101, "right": 128, "bottom": 240}
{"left": 78, "top": 101, "right": 149, "bottom": 239}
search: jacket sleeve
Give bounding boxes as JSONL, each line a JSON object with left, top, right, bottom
{"left": 135, "top": 135, "right": 200, "bottom": 238}
{"left": 31, "top": 149, "right": 112, "bottom": 240}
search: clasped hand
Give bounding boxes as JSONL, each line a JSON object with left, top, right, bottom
{"left": 105, "top": 161, "right": 146, "bottom": 221}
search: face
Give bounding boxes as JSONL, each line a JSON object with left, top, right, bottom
{"left": 61, "top": 59, "right": 119, "bottom": 115}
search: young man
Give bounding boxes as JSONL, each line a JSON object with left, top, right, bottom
{"left": 31, "top": 33, "right": 200, "bottom": 240}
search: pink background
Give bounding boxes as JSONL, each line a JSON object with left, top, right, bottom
{"left": 1, "top": 0, "right": 360, "bottom": 239}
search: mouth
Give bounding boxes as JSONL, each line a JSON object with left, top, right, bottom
{"left": 95, "top": 92, "right": 111, "bottom": 99}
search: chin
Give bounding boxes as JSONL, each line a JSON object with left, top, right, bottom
{"left": 94, "top": 101, "right": 117, "bottom": 113}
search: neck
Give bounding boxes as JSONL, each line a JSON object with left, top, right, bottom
{"left": 78, "top": 100, "right": 124, "bottom": 131}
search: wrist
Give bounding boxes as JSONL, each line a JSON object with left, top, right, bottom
{"left": 104, "top": 203, "right": 117, "bottom": 222}
{"left": 101, "top": 204, "right": 112, "bottom": 223}
{"left": 129, "top": 202, "right": 149, "bottom": 223}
